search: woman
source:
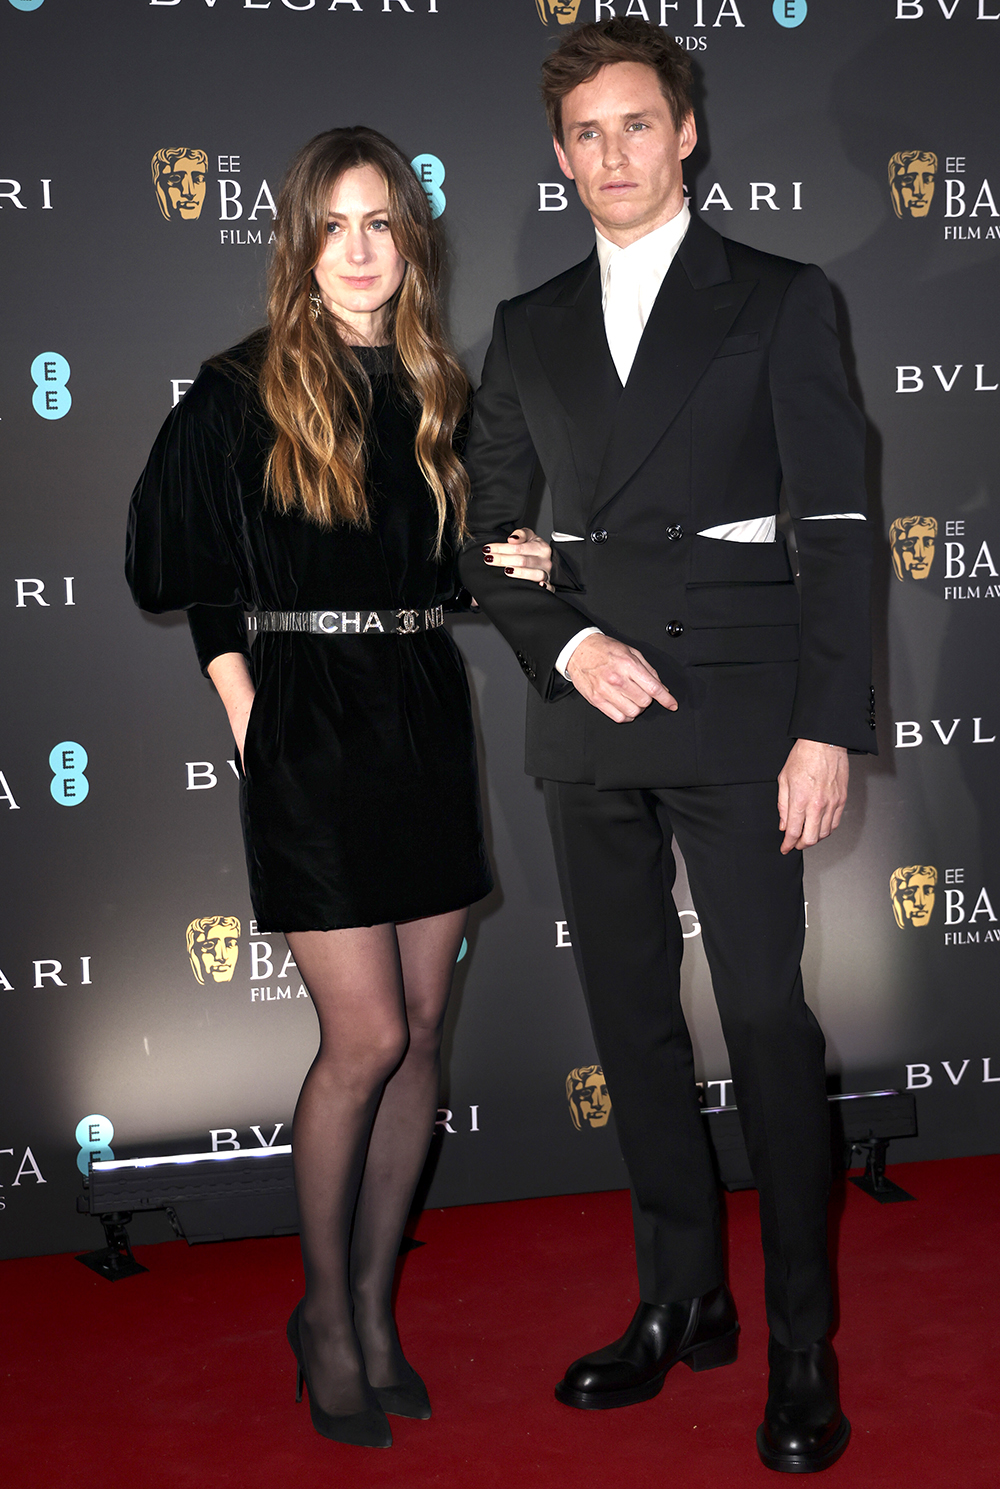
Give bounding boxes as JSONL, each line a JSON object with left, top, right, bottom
{"left": 126, "top": 127, "right": 549, "bottom": 1448}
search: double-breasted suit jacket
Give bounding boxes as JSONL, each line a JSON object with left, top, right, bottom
{"left": 458, "top": 214, "right": 875, "bottom": 788}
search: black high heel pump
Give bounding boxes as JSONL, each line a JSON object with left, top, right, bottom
{"left": 373, "top": 1361, "right": 432, "bottom": 1420}
{"left": 287, "top": 1302, "right": 392, "bottom": 1448}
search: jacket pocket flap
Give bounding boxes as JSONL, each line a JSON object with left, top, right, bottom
{"left": 714, "top": 332, "right": 760, "bottom": 358}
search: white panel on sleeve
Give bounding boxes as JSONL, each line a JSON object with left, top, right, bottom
{"left": 698, "top": 516, "right": 776, "bottom": 543}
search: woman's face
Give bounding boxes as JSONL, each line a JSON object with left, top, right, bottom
{"left": 312, "top": 164, "right": 407, "bottom": 343}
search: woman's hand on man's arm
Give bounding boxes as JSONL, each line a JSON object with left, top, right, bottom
{"left": 482, "top": 527, "right": 553, "bottom": 590}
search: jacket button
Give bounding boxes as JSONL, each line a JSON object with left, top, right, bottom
{"left": 590, "top": 529, "right": 608, "bottom": 544}
{"left": 666, "top": 621, "right": 685, "bottom": 638}
{"left": 666, "top": 525, "right": 684, "bottom": 541}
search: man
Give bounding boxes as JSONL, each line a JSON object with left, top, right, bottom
{"left": 458, "top": 19, "right": 874, "bottom": 1475}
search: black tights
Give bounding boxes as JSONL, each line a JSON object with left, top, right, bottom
{"left": 285, "top": 907, "right": 467, "bottom": 1415}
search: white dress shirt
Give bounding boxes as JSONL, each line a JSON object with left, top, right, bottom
{"left": 553, "top": 205, "right": 863, "bottom": 679}
{"left": 597, "top": 204, "right": 691, "bottom": 385}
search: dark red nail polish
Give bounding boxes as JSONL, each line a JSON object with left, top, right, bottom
{"left": 505, "top": 566, "right": 514, "bottom": 575}
{"left": 482, "top": 545, "right": 491, "bottom": 553}
{"left": 484, "top": 554, "right": 494, "bottom": 563}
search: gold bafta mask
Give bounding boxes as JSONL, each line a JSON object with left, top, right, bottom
{"left": 566, "top": 1065, "right": 612, "bottom": 1130}
{"left": 889, "top": 866, "right": 937, "bottom": 930}
{"left": 536, "top": 0, "right": 583, "bottom": 24}
{"left": 186, "top": 916, "right": 242, "bottom": 983}
{"left": 889, "top": 515, "right": 937, "bottom": 582}
{"left": 152, "top": 147, "right": 209, "bottom": 221}
{"left": 888, "top": 151, "right": 937, "bottom": 220}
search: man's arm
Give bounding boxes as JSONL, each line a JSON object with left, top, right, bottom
{"left": 459, "top": 302, "right": 617, "bottom": 696}
{"left": 769, "top": 263, "right": 874, "bottom": 850}
{"left": 460, "top": 303, "right": 675, "bottom": 719}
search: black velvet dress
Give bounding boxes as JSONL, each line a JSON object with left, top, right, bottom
{"left": 126, "top": 335, "right": 492, "bottom": 931}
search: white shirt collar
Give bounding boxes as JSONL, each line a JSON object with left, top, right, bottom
{"left": 595, "top": 201, "right": 691, "bottom": 304}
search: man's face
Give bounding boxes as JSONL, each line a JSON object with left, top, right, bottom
{"left": 892, "top": 159, "right": 936, "bottom": 219}
{"left": 577, "top": 1073, "right": 611, "bottom": 1128}
{"left": 553, "top": 62, "right": 697, "bottom": 247}
{"left": 895, "top": 873, "right": 936, "bottom": 928}
{"left": 196, "top": 926, "right": 240, "bottom": 980}
{"left": 894, "top": 522, "right": 935, "bottom": 580}
{"left": 158, "top": 156, "right": 207, "bottom": 220}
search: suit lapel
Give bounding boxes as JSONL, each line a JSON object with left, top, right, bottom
{"left": 526, "top": 255, "right": 621, "bottom": 531}
{"left": 592, "top": 216, "right": 754, "bottom": 517}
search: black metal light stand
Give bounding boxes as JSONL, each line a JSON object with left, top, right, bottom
{"left": 76, "top": 1210, "right": 149, "bottom": 1281}
{"left": 846, "top": 1135, "right": 916, "bottom": 1203}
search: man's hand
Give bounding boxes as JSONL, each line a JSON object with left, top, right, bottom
{"left": 566, "top": 633, "right": 678, "bottom": 723}
{"left": 777, "top": 739, "right": 849, "bottom": 854}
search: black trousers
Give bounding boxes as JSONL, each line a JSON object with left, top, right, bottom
{"left": 544, "top": 778, "right": 832, "bottom": 1350}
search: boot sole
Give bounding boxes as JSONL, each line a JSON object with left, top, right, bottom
{"left": 554, "top": 1327, "right": 740, "bottom": 1410}
{"left": 756, "top": 1415, "right": 851, "bottom": 1474}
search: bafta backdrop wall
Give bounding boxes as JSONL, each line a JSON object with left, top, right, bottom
{"left": 2, "top": 0, "right": 999, "bottom": 1258}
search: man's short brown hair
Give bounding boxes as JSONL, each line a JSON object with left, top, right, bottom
{"left": 541, "top": 18, "right": 694, "bottom": 144}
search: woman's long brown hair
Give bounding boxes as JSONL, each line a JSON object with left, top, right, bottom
{"left": 261, "top": 126, "right": 470, "bottom": 551}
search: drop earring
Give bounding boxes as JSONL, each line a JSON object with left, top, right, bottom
{"left": 309, "top": 288, "right": 323, "bottom": 321}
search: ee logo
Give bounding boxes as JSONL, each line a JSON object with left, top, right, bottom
{"left": 773, "top": 0, "right": 807, "bottom": 24}
{"left": 411, "top": 155, "right": 446, "bottom": 220}
{"left": 32, "top": 352, "right": 72, "bottom": 420}
{"left": 50, "top": 741, "right": 89, "bottom": 805}
{"left": 76, "top": 1114, "right": 114, "bottom": 1177}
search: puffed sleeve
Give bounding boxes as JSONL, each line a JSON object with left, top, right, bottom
{"left": 125, "top": 372, "right": 250, "bottom": 673}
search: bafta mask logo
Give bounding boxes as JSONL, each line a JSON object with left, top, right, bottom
{"left": 889, "top": 866, "right": 937, "bottom": 930}
{"left": 152, "top": 147, "right": 209, "bottom": 221}
{"left": 566, "top": 1065, "right": 612, "bottom": 1130}
{"left": 888, "top": 151, "right": 937, "bottom": 221}
{"left": 535, "top": 0, "right": 583, "bottom": 24}
{"left": 186, "top": 915, "right": 241, "bottom": 983}
{"left": 889, "top": 515, "right": 937, "bottom": 582}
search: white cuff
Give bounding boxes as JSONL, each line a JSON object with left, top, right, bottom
{"left": 555, "top": 627, "right": 602, "bottom": 679}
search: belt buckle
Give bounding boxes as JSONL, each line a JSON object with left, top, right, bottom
{"left": 395, "top": 608, "right": 419, "bottom": 635}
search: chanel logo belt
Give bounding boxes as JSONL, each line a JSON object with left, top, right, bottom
{"left": 246, "top": 606, "right": 445, "bottom": 638}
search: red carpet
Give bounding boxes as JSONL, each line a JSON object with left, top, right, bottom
{"left": 6, "top": 1156, "right": 998, "bottom": 1488}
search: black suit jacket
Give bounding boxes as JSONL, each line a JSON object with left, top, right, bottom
{"left": 458, "top": 215, "right": 875, "bottom": 789}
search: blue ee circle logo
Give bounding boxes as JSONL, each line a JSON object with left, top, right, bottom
{"left": 76, "top": 1114, "right": 114, "bottom": 1176}
{"left": 411, "top": 154, "right": 446, "bottom": 220}
{"left": 50, "top": 741, "right": 89, "bottom": 805}
{"left": 773, "top": 0, "right": 807, "bottom": 25}
{"left": 9, "top": 1, "right": 46, "bottom": 10}
{"left": 31, "top": 352, "right": 72, "bottom": 420}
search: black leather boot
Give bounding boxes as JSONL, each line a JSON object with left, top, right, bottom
{"left": 555, "top": 1283, "right": 739, "bottom": 1409}
{"left": 756, "top": 1336, "right": 850, "bottom": 1473}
